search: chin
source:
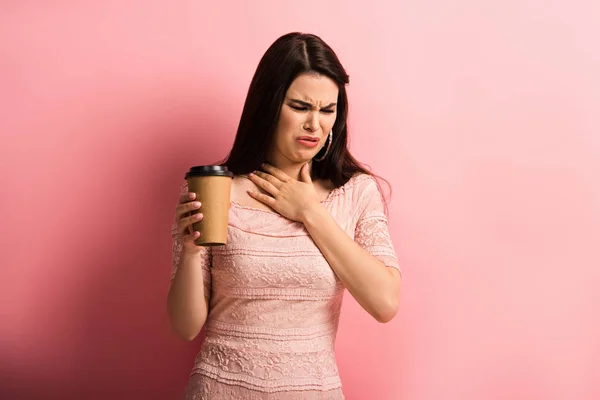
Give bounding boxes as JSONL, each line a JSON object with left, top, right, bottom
{"left": 287, "top": 150, "right": 316, "bottom": 163}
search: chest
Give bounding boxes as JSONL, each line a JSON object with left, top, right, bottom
{"left": 210, "top": 229, "right": 335, "bottom": 291}
{"left": 230, "top": 175, "right": 334, "bottom": 212}
{"left": 209, "top": 206, "right": 356, "bottom": 292}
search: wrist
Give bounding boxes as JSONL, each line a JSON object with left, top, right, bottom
{"left": 181, "top": 247, "right": 204, "bottom": 258}
{"left": 300, "top": 202, "right": 328, "bottom": 226}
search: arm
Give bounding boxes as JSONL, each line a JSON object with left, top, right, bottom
{"left": 302, "top": 201, "right": 402, "bottom": 323}
{"left": 167, "top": 248, "right": 211, "bottom": 340}
{"left": 247, "top": 165, "right": 402, "bottom": 323}
{"left": 166, "top": 185, "right": 212, "bottom": 341}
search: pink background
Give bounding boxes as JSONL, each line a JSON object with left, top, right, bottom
{"left": 1, "top": 1, "right": 599, "bottom": 399}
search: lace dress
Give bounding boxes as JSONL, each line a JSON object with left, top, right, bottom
{"left": 171, "top": 173, "right": 401, "bottom": 399}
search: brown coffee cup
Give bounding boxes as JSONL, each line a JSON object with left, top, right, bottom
{"left": 185, "top": 165, "right": 234, "bottom": 246}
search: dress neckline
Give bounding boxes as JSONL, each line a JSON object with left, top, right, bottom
{"left": 229, "top": 174, "right": 358, "bottom": 216}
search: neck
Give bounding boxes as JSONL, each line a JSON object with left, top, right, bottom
{"left": 265, "top": 154, "right": 312, "bottom": 181}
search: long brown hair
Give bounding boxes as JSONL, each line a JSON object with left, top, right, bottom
{"left": 220, "top": 32, "right": 390, "bottom": 202}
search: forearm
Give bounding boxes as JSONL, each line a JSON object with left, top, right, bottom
{"left": 302, "top": 205, "right": 401, "bottom": 323}
{"left": 167, "top": 250, "right": 209, "bottom": 340}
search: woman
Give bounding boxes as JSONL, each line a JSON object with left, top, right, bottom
{"left": 168, "top": 32, "right": 402, "bottom": 400}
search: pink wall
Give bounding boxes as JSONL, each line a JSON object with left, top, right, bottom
{"left": 1, "top": 1, "right": 599, "bottom": 399}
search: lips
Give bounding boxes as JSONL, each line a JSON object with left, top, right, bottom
{"left": 297, "top": 136, "right": 319, "bottom": 142}
{"left": 296, "top": 136, "right": 320, "bottom": 148}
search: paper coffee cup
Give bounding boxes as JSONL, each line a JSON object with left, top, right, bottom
{"left": 185, "top": 165, "right": 234, "bottom": 246}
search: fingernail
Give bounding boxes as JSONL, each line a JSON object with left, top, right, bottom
{"left": 188, "top": 193, "right": 195, "bottom": 199}
{"left": 193, "top": 202, "right": 201, "bottom": 208}
{"left": 195, "top": 213, "right": 203, "bottom": 219}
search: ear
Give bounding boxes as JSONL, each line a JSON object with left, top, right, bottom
{"left": 301, "top": 163, "right": 312, "bottom": 183}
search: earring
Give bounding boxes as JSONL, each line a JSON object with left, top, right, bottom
{"left": 314, "top": 130, "right": 333, "bottom": 162}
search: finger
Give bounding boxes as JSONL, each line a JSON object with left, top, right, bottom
{"left": 261, "top": 163, "right": 290, "bottom": 182}
{"left": 182, "top": 230, "right": 201, "bottom": 244}
{"left": 252, "top": 170, "right": 283, "bottom": 189}
{"left": 247, "top": 190, "right": 276, "bottom": 208}
{"left": 248, "top": 172, "right": 279, "bottom": 195}
{"left": 178, "top": 212, "right": 204, "bottom": 233}
{"left": 301, "top": 163, "right": 312, "bottom": 183}
{"left": 176, "top": 201, "right": 202, "bottom": 219}
{"left": 180, "top": 191, "right": 196, "bottom": 204}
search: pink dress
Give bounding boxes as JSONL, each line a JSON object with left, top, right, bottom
{"left": 171, "top": 173, "right": 401, "bottom": 400}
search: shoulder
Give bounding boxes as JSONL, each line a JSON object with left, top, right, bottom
{"left": 177, "top": 181, "right": 189, "bottom": 196}
{"left": 346, "top": 174, "right": 388, "bottom": 217}
{"left": 341, "top": 173, "right": 379, "bottom": 196}
{"left": 328, "top": 173, "right": 381, "bottom": 206}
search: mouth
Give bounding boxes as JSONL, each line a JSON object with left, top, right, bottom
{"left": 296, "top": 136, "right": 320, "bottom": 148}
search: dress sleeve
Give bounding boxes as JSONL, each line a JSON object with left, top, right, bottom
{"left": 171, "top": 182, "right": 212, "bottom": 297}
{"left": 354, "top": 176, "right": 401, "bottom": 274}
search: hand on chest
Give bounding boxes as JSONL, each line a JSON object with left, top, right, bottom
{"left": 230, "top": 175, "right": 335, "bottom": 213}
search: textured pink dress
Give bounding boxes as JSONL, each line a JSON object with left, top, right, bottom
{"left": 171, "top": 173, "right": 401, "bottom": 399}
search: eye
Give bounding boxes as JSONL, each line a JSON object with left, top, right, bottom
{"left": 289, "top": 104, "right": 335, "bottom": 114}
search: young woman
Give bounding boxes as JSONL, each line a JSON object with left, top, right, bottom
{"left": 168, "top": 32, "right": 402, "bottom": 400}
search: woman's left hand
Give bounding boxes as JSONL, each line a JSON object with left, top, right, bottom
{"left": 248, "top": 163, "right": 321, "bottom": 223}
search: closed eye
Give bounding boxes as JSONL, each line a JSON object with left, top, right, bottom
{"left": 290, "top": 105, "right": 335, "bottom": 114}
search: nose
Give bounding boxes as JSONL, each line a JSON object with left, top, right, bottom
{"left": 303, "top": 111, "right": 320, "bottom": 132}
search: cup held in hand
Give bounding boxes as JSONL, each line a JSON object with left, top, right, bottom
{"left": 185, "top": 165, "right": 234, "bottom": 246}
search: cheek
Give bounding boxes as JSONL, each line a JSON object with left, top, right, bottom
{"left": 273, "top": 110, "right": 299, "bottom": 148}
{"left": 322, "top": 113, "right": 337, "bottom": 130}
{"left": 278, "top": 108, "right": 301, "bottom": 130}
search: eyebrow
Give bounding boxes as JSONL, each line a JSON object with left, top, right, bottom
{"left": 288, "top": 99, "right": 337, "bottom": 109}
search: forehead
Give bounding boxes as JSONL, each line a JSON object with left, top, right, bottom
{"left": 285, "top": 73, "right": 339, "bottom": 104}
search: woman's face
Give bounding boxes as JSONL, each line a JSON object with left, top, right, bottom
{"left": 269, "top": 72, "right": 339, "bottom": 165}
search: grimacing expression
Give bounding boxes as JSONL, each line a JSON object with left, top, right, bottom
{"left": 271, "top": 73, "right": 339, "bottom": 164}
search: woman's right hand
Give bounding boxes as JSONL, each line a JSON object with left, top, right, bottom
{"left": 176, "top": 191, "right": 204, "bottom": 253}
